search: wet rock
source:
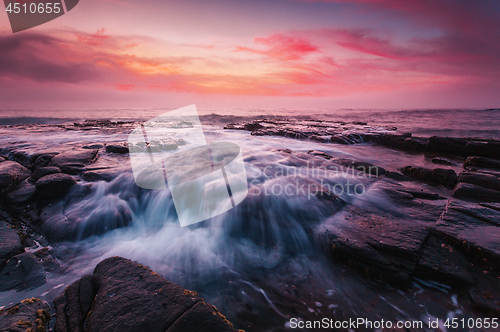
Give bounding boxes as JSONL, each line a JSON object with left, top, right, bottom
{"left": 465, "top": 141, "right": 500, "bottom": 160}
{"left": 0, "top": 298, "right": 50, "bottom": 332}
{"left": 458, "top": 172, "right": 500, "bottom": 192}
{"left": 468, "top": 273, "right": 500, "bottom": 314}
{"left": 464, "top": 156, "right": 500, "bottom": 170}
{"left": 34, "top": 247, "right": 61, "bottom": 273}
{"left": 0, "top": 252, "right": 47, "bottom": 291}
{"left": 414, "top": 235, "right": 474, "bottom": 288}
{"left": 385, "top": 171, "right": 411, "bottom": 181}
{"left": 0, "top": 221, "right": 23, "bottom": 260}
{"left": 29, "top": 151, "right": 60, "bottom": 169}
{"left": 7, "top": 180, "right": 36, "bottom": 204}
{"left": 0, "top": 156, "right": 6, "bottom": 162}
{"left": 327, "top": 205, "right": 431, "bottom": 285}
{"left": 366, "top": 133, "right": 427, "bottom": 151}
{"left": 332, "top": 159, "right": 386, "bottom": 177}
{"left": 29, "top": 166, "right": 61, "bottom": 183}
{"left": 401, "top": 166, "right": 457, "bottom": 187}
{"left": 431, "top": 157, "right": 455, "bottom": 166}
{"left": 426, "top": 136, "right": 468, "bottom": 155}
{"left": 0, "top": 161, "right": 31, "bottom": 195}
{"left": 452, "top": 183, "right": 500, "bottom": 202}
{"left": 83, "top": 144, "right": 104, "bottom": 149}
{"left": 50, "top": 149, "right": 98, "bottom": 168}
{"left": 82, "top": 168, "right": 120, "bottom": 182}
{"left": 35, "top": 173, "right": 77, "bottom": 199}
{"left": 54, "top": 256, "right": 239, "bottom": 332}
{"left": 105, "top": 144, "right": 129, "bottom": 154}
{"left": 39, "top": 210, "right": 79, "bottom": 242}
{"left": 60, "top": 164, "right": 85, "bottom": 175}
{"left": 436, "top": 201, "right": 500, "bottom": 269}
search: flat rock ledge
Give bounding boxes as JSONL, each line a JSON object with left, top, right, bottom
{"left": 225, "top": 118, "right": 500, "bottom": 159}
{"left": 54, "top": 256, "right": 242, "bottom": 332}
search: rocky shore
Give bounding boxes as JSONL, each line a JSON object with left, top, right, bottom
{"left": 226, "top": 118, "right": 500, "bottom": 314}
{"left": 0, "top": 117, "right": 499, "bottom": 330}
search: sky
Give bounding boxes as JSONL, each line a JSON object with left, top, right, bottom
{"left": 0, "top": 0, "right": 499, "bottom": 110}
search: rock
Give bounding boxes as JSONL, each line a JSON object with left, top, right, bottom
{"left": 414, "top": 235, "right": 474, "bottom": 287}
{"left": 452, "top": 183, "right": 500, "bottom": 202}
{"left": 0, "top": 252, "right": 47, "bottom": 291}
{"left": 385, "top": 171, "right": 412, "bottom": 181}
{"left": 465, "top": 141, "right": 500, "bottom": 160}
{"left": 39, "top": 210, "right": 79, "bottom": 242}
{"left": 83, "top": 144, "right": 104, "bottom": 149}
{"left": 35, "top": 173, "right": 77, "bottom": 199}
{"left": 82, "top": 168, "right": 120, "bottom": 182}
{"left": 60, "top": 164, "right": 85, "bottom": 175}
{"left": 29, "top": 151, "right": 60, "bottom": 169}
{"left": 0, "top": 156, "right": 6, "bottom": 162}
{"left": 105, "top": 144, "right": 129, "bottom": 154}
{"left": 54, "top": 256, "right": 239, "bottom": 332}
{"left": 431, "top": 157, "right": 455, "bottom": 165}
{"left": 0, "top": 161, "right": 31, "bottom": 195}
{"left": 468, "top": 273, "right": 500, "bottom": 314}
{"left": 401, "top": 166, "right": 457, "bottom": 187}
{"left": 0, "top": 298, "right": 50, "bottom": 332}
{"left": 464, "top": 156, "right": 500, "bottom": 170}
{"left": 332, "top": 158, "right": 386, "bottom": 177}
{"left": 426, "top": 136, "right": 468, "bottom": 155}
{"left": 458, "top": 172, "right": 500, "bottom": 192}
{"left": 29, "top": 166, "right": 61, "bottom": 183}
{"left": 307, "top": 150, "right": 332, "bottom": 159}
{"left": 0, "top": 221, "right": 23, "bottom": 260}
{"left": 436, "top": 201, "right": 500, "bottom": 269}
{"left": 50, "top": 149, "right": 98, "bottom": 168}
{"left": 7, "top": 180, "right": 36, "bottom": 204}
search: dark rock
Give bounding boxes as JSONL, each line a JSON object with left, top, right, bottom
{"left": 83, "top": 144, "right": 104, "bottom": 149}
{"left": 39, "top": 210, "right": 79, "bottom": 242}
{"left": 29, "top": 166, "right": 61, "bottom": 183}
{"left": 60, "top": 164, "right": 85, "bottom": 175}
{"left": 465, "top": 141, "right": 500, "bottom": 160}
{"left": 54, "top": 256, "right": 238, "bottom": 332}
{"left": 0, "top": 252, "right": 47, "bottom": 291}
{"left": 34, "top": 247, "right": 61, "bottom": 272}
{"left": 426, "top": 136, "right": 468, "bottom": 155}
{"left": 458, "top": 172, "right": 500, "bottom": 192}
{"left": 452, "top": 183, "right": 500, "bottom": 202}
{"left": 0, "top": 221, "right": 23, "bottom": 260}
{"left": 0, "top": 161, "right": 31, "bottom": 195}
{"left": 105, "top": 144, "right": 129, "bottom": 154}
{"left": 82, "top": 168, "right": 120, "bottom": 182}
{"left": 7, "top": 180, "right": 36, "bottom": 204}
{"left": 0, "top": 298, "right": 50, "bottom": 332}
{"left": 468, "top": 273, "right": 500, "bottom": 314}
{"left": 307, "top": 150, "right": 332, "bottom": 159}
{"left": 35, "top": 173, "right": 77, "bottom": 199}
{"left": 29, "top": 151, "right": 60, "bottom": 169}
{"left": 414, "top": 235, "right": 474, "bottom": 287}
{"left": 385, "top": 171, "right": 412, "bottom": 181}
{"left": 464, "top": 156, "right": 500, "bottom": 170}
{"left": 431, "top": 157, "right": 455, "bottom": 165}
{"left": 332, "top": 159, "right": 386, "bottom": 177}
{"left": 8, "top": 150, "right": 30, "bottom": 168}
{"left": 401, "top": 166, "right": 457, "bottom": 187}
{"left": 50, "top": 149, "right": 98, "bottom": 168}
{"left": 436, "top": 201, "right": 500, "bottom": 269}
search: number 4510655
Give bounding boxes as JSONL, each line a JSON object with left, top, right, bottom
{"left": 6, "top": 2, "right": 61, "bottom": 14}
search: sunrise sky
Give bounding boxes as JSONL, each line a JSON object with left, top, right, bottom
{"left": 1, "top": 0, "right": 499, "bottom": 110}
